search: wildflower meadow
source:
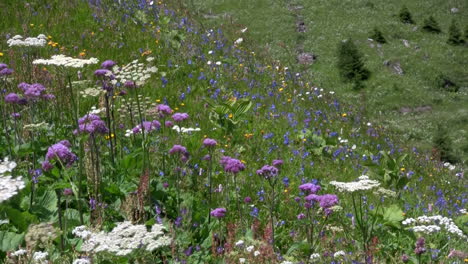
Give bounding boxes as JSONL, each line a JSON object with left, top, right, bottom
{"left": 0, "top": 1, "right": 466, "bottom": 263}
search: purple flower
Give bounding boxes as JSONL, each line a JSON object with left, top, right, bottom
{"left": 19, "top": 83, "right": 46, "bottom": 100}
{"left": 244, "top": 196, "right": 252, "bottom": 203}
{"left": 11, "top": 113, "right": 20, "bottom": 119}
{"left": 202, "top": 154, "right": 211, "bottom": 161}
{"left": 272, "top": 159, "right": 284, "bottom": 168}
{"left": 210, "top": 208, "right": 227, "bottom": 218}
{"left": 157, "top": 104, "right": 172, "bottom": 116}
{"left": 132, "top": 120, "right": 160, "bottom": 134}
{"left": 4, "top": 93, "right": 20, "bottom": 103}
{"left": 299, "top": 183, "right": 321, "bottom": 194}
{"left": 297, "top": 213, "right": 306, "bottom": 220}
{"left": 101, "top": 60, "right": 116, "bottom": 69}
{"left": 414, "top": 237, "right": 426, "bottom": 255}
{"left": 0, "top": 63, "right": 7, "bottom": 70}
{"left": 124, "top": 80, "right": 136, "bottom": 89}
{"left": 256, "top": 165, "right": 278, "bottom": 179}
{"left": 44, "top": 140, "right": 77, "bottom": 169}
{"left": 165, "top": 120, "right": 173, "bottom": 127}
{"left": 172, "top": 112, "right": 189, "bottom": 122}
{"left": 203, "top": 138, "right": 217, "bottom": 147}
{"left": 0, "top": 68, "right": 13, "bottom": 76}
{"left": 94, "top": 69, "right": 112, "bottom": 77}
{"left": 305, "top": 194, "right": 321, "bottom": 203}
{"left": 63, "top": 188, "right": 73, "bottom": 196}
{"left": 220, "top": 156, "right": 245, "bottom": 174}
{"left": 41, "top": 161, "right": 53, "bottom": 171}
{"left": 75, "top": 114, "right": 109, "bottom": 135}
{"left": 401, "top": 255, "right": 409, "bottom": 263}
{"left": 42, "top": 94, "right": 55, "bottom": 100}
{"left": 318, "top": 194, "right": 339, "bottom": 208}
{"left": 169, "top": 145, "right": 187, "bottom": 155}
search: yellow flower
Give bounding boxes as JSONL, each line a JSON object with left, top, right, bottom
{"left": 278, "top": 88, "right": 283, "bottom": 92}
{"left": 30, "top": 24, "right": 34, "bottom": 27}
{"left": 0, "top": 52, "right": 3, "bottom": 57}
{"left": 47, "top": 35, "right": 52, "bottom": 39}
{"left": 342, "top": 113, "right": 347, "bottom": 117}
{"left": 180, "top": 103, "right": 185, "bottom": 106}
{"left": 105, "top": 133, "right": 115, "bottom": 140}
{"left": 175, "top": 107, "right": 179, "bottom": 111}
{"left": 303, "top": 138, "right": 307, "bottom": 142}
{"left": 239, "top": 64, "right": 243, "bottom": 67}
{"left": 241, "top": 160, "right": 246, "bottom": 164}
{"left": 156, "top": 99, "right": 161, "bottom": 103}
{"left": 400, "top": 168, "right": 406, "bottom": 172}
{"left": 79, "top": 52, "right": 86, "bottom": 57}
{"left": 287, "top": 98, "right": 292, "bottom": 102}
{"left": 228, "top": 113, "right": 233, "bottom": 118}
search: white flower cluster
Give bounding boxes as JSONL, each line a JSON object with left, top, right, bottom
{"left": 373, "top": 187, "right": 397, "bottom": 198}
{"left": 172, "top": 125, "right": 201, "bottom": 134}
{"left": 32, "top": 251, "right": 48, "bottom": 264}
{"left": 0, "top": 158, "right": 25, "bottom": 203}
{"left": 80, "top": 87, "right": 105, "bottom": 98}
{"left": 33, "top": 55, "right": 99, "bottom": 68}
{"left": 73, "top": 258, "right": 91, "bottom": 264}
{"left": 7, "top": 34, "right": 47, "bottom": 47}
{"left": 11, "top": 249, "right": 27, "bottom": 256}
{"left": 73, "top": 221, "right": 171, "bottom": 256}
{"left": 88, "top": 106, "right": 106, "bottom": 115}
{"left": 23, "top": 122, "right": 49, "bottom": 131}
{"left": 402, "top": 215, "right": 467, "bottom": 240}
{"left": 330, "top": 175, "right": 380, "bottom": 193}
{"left": 310, "top": 253, "right": 321, "bottom": 261}
{"left": 111, "top": 59, "right": 158, "bottom": 87}
{"left": 333, "top": 250, "right": 346, "bottom": 258}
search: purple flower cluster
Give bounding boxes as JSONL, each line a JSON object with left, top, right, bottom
{"left": 0, "top": 63, "right": 13, "bottom": 76}
{"left": 414, "top": 237, "right": 426, "bottom": 255}
{"left": 16, "top": 82, "right": 54, "bottom": 101}
{"left": 101, "top": 60, "right": 116, "bottom": 69}
{"left": 305, "top": 193, "right": 339, "bottom": 214}
{"left": 172, "top": 112, "right": 189, "bottom": 122}
{"left": 203, "top": 138, "right": 217, "bottom": 147}
{"left": 74, "top": 114, "right": 109, "bottom": 135}
{"left": 299, "top": 183, "right": 321, "bottom": 194}
{"left": 157, "top": 104, "right": 172, "bottom": 116}
{"left": 256, "top": 165, "right": 279, "bottom": 179}
{"left": 132, "top": 120, "right": 161, "bottom": 134}
{"left": 169, "top": 145, "right": 187, "bottom": 155}
{"left": 94, "top": 69, "right": 112, "bottom": 77}
{"left": 42, "top": 140, "right": 77, "bottom": 171}
{"left": 4, "top": 93, "right": 20, "bottom": 104}
{"left": 210, "top": 208, "right": 227, "bottom": 218}
{"left": 220, "top": 156, "right": 245, "bottom": 174}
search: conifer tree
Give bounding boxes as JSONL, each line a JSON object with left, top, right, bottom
{"left": 399, "top": 6, "right": 414, "bottom": 24}
{"left": 337, "top": 39, "right": 370, "bottom": 89}
{"left": 370, "top": 28, "right": 386, "bottom": 44}
{"left": 422, "top": 16, "right": 441, "bottom": 33}
{"left": 447, "top": 20, "right": 464, "bottom": 45}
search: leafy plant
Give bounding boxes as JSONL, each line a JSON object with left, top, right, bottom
{"left": 422, "top": 16, "right": 441, "bottom": 33}
{"left": 204, "top": 98, "right": 252, "bottom": 134}
{"left": 398, "top": 6, "right": 414, "bottom": 24}
{"left": 336, "top": 39, "right": 370, "bottom": 89}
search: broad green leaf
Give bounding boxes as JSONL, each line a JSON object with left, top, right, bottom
{"left": 0, "top": 231, "right": 24, "bottom": 252}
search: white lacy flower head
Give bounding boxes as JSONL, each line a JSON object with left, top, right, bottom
{"left": 32, "top": 251, "right": 48, "bottom": 264}
{"left": 402, "top": 215, "right": 467, "bottom": 240}
{"left": 23, "top": 122, "right": 49, "bottom": 131}
{"left": 235, "top": 240, "right": 244, "bottom": 247}
{"left": 330, "top": 175, "right": 380, "bottom": 193}
{"left": 253, "top": 250, "right": 260, "bottom": 257}
{"left": 333, "top": 250, "right": 346, "bottom": 258}
{"left": 33, "top": 55, "right": 98, "bottom": 68}
{"left": 310, "top": 253, "right": 321, "bottom": 260}
{"left": 172, "top": 125, "right": 201, "bottom": 134}
{"left": 7, "top": 34, "right": 47, "bottom": 47}
{"left": 245, "top": 245, "right": 254, "bottom": 253}
{"left": 74, "top": 221, "right": 171, "bottom": 256}
{"left": 88, "top": 106, "right": 106, "bottom": 115}
{"left": 73, "top": 258, "right": 91, "bottom": 264}
{"left": 80, "top": 87, "right": 105, "bottom": 98}
{"left": 373, "top": 187, "right": 397, "bottom": 198}
{"left": 11, "top": 249, "right": 27, "bottom": 256}
{"left": 110, "top": 59, "right": 157, "bottom": 86}
{"left": 0, "top": 157, "right": 17, "bottom": 174}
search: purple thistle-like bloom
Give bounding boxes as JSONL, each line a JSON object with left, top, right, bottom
{"left": 244, "top": 196, "right": 252, "bottom": 203}
{"left": 42, "top": 94, "right": 55, "bottom": 100}
{"left": 305, "top": 194, "right": 321, "bottom": 203}
{"left": 101, "top": 60, "right": 116, "bottom": 69}
{"left": 94, "top": 69, "right": 112, "bottom": 77}
{"left": 318, "top": 194, "right": 339, "bottom": 208}
{"left": 172, "top": 112, "right": 189, "bottom": 122}
{"left": 297, "top": 213, "right": 306, "bottom": 220}
{"left": 124, "top": 80, "right": 136, "bottom": 89}
{"left": 210, "top": 208, "right": 227, "bottom": 218}
{"left": 299, "top": 183, "right": 321, "bottom": 194}
{"left": 220, "top": 156, "right": 245, "bottom": 174}
{"left": 414, "top": 237, "right": 426, "bottom": 255}
{"left": 132, "top": 120, "right": 160, "bottom": 134}
{"left": 0, "top": 63, "right": 7, "bottom": 70}
{"left": 203, "top": 138, "right": 217, "bottom": 147}
{"left": 0, "top": 68, "right": 13, "bottom": 76}
{"left": 157, "top": 104, "right": 172, "bottom": 116}
{"left": 256, "top": 165, "right": 279, "bottom": 179}
{"left": 4, "top": 93, "right": 20, "bottom": 103}
{"left": 44, "top": 140, "right": 77, "bottom": 169}
{"left": 165, "top": 120, "right": 173, "bottom": 127}
{"left": 11, "top": 113, "right": 20, "bottom": 119}
{"left": 272, "top": 159, "right": 284, "bottom": 168}
{"left": 75, "top": 114, "right": 109, "bottom": 135}
{"left": 41, "top": 161, "right": 53, "bottom": 171}
{"left": 169, "top": 144, "right": 187, "bottom": 155}
{"left": 63, "top": 188, "right": 73, "bottom": 196}
{"left": 19, "top": 83, "right": 46, "bottom": 100}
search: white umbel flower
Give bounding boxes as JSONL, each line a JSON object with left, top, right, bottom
{"left": 32, "top": 251, "right": 48, "bottom": 264}
{"left": 0, "top": 158, "right": 25, "bottom": 203}
{"left": 0, "top": 157, "right": 16, "bottom": 174}
{"left": 11, "top": 249, "right": 27, "bottom": 256}
{"left": 73, "top": 258, "right": 91, "bottom": 264}
{"left": 33, "top": 55, "right": 98, "bottom": 68}
{"left": 402, "top": 215, "right": 467, "bottom": 240}
{"left": 7, "top": 34, "right": 47, "bottom": 47}
{"left": 333, "top": 250, "right": 346, "bottom": 258}
{"left": 330, "top": 175, "right": 380, "bottom": 193}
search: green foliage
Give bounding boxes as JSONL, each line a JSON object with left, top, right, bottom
{"left": 370, "top": 28, "right": 386, "bottom": 44}
{"left": 0, "top": 231, "right": 24, "bottom": 252}
{"left": 205, "top": 98, "right": 252, "bottom": 134}
{"left": 398, "top": 6, "right": 414, "bottom": 24}
{"left": 422, "top": 16, "right": 441, "bottom": 33}
{"left": 447, "top": 20, "right": 464, "bottom": 45}
{"left": 433, "top": 124, "right": 459, "bottom": 164}
{"left": 336, "top": 39, "right": 370, "bottom": 89}
{"left": 434, "top": 73, "right": 459, "bottom": 92}
{"left": 368, "top": 151, "right": 409, "bottom": 194}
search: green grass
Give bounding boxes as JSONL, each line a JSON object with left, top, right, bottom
{"left": 187, "top": 0, "right": 468, "bottom": 163}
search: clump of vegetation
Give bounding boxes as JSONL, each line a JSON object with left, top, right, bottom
{"left": 398, "top": 6, "right": 414, "bottom": 24}
{"left": 422, "top": 16, "right": 441, "bottom": 33}
{"left": 433, "top": 124, "right": 459, "bottom": 164}
{"left": 447, "top": 20, "right": 464, "bottom": 45}
{"left": 435, "top": 74, "right": 459, "bottom": 92}
{"left": 336, "top": 39, "right": 370, "bottom": 89}
{"left": 370, "top": 28, "right": 386, "bottom": 44}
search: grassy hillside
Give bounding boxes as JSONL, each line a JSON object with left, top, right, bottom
{"left": 0, "top": 0, "right": 466, "bottom": 263}
{"left": 187, "top": 0, "right": 468, "bottom": 164}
